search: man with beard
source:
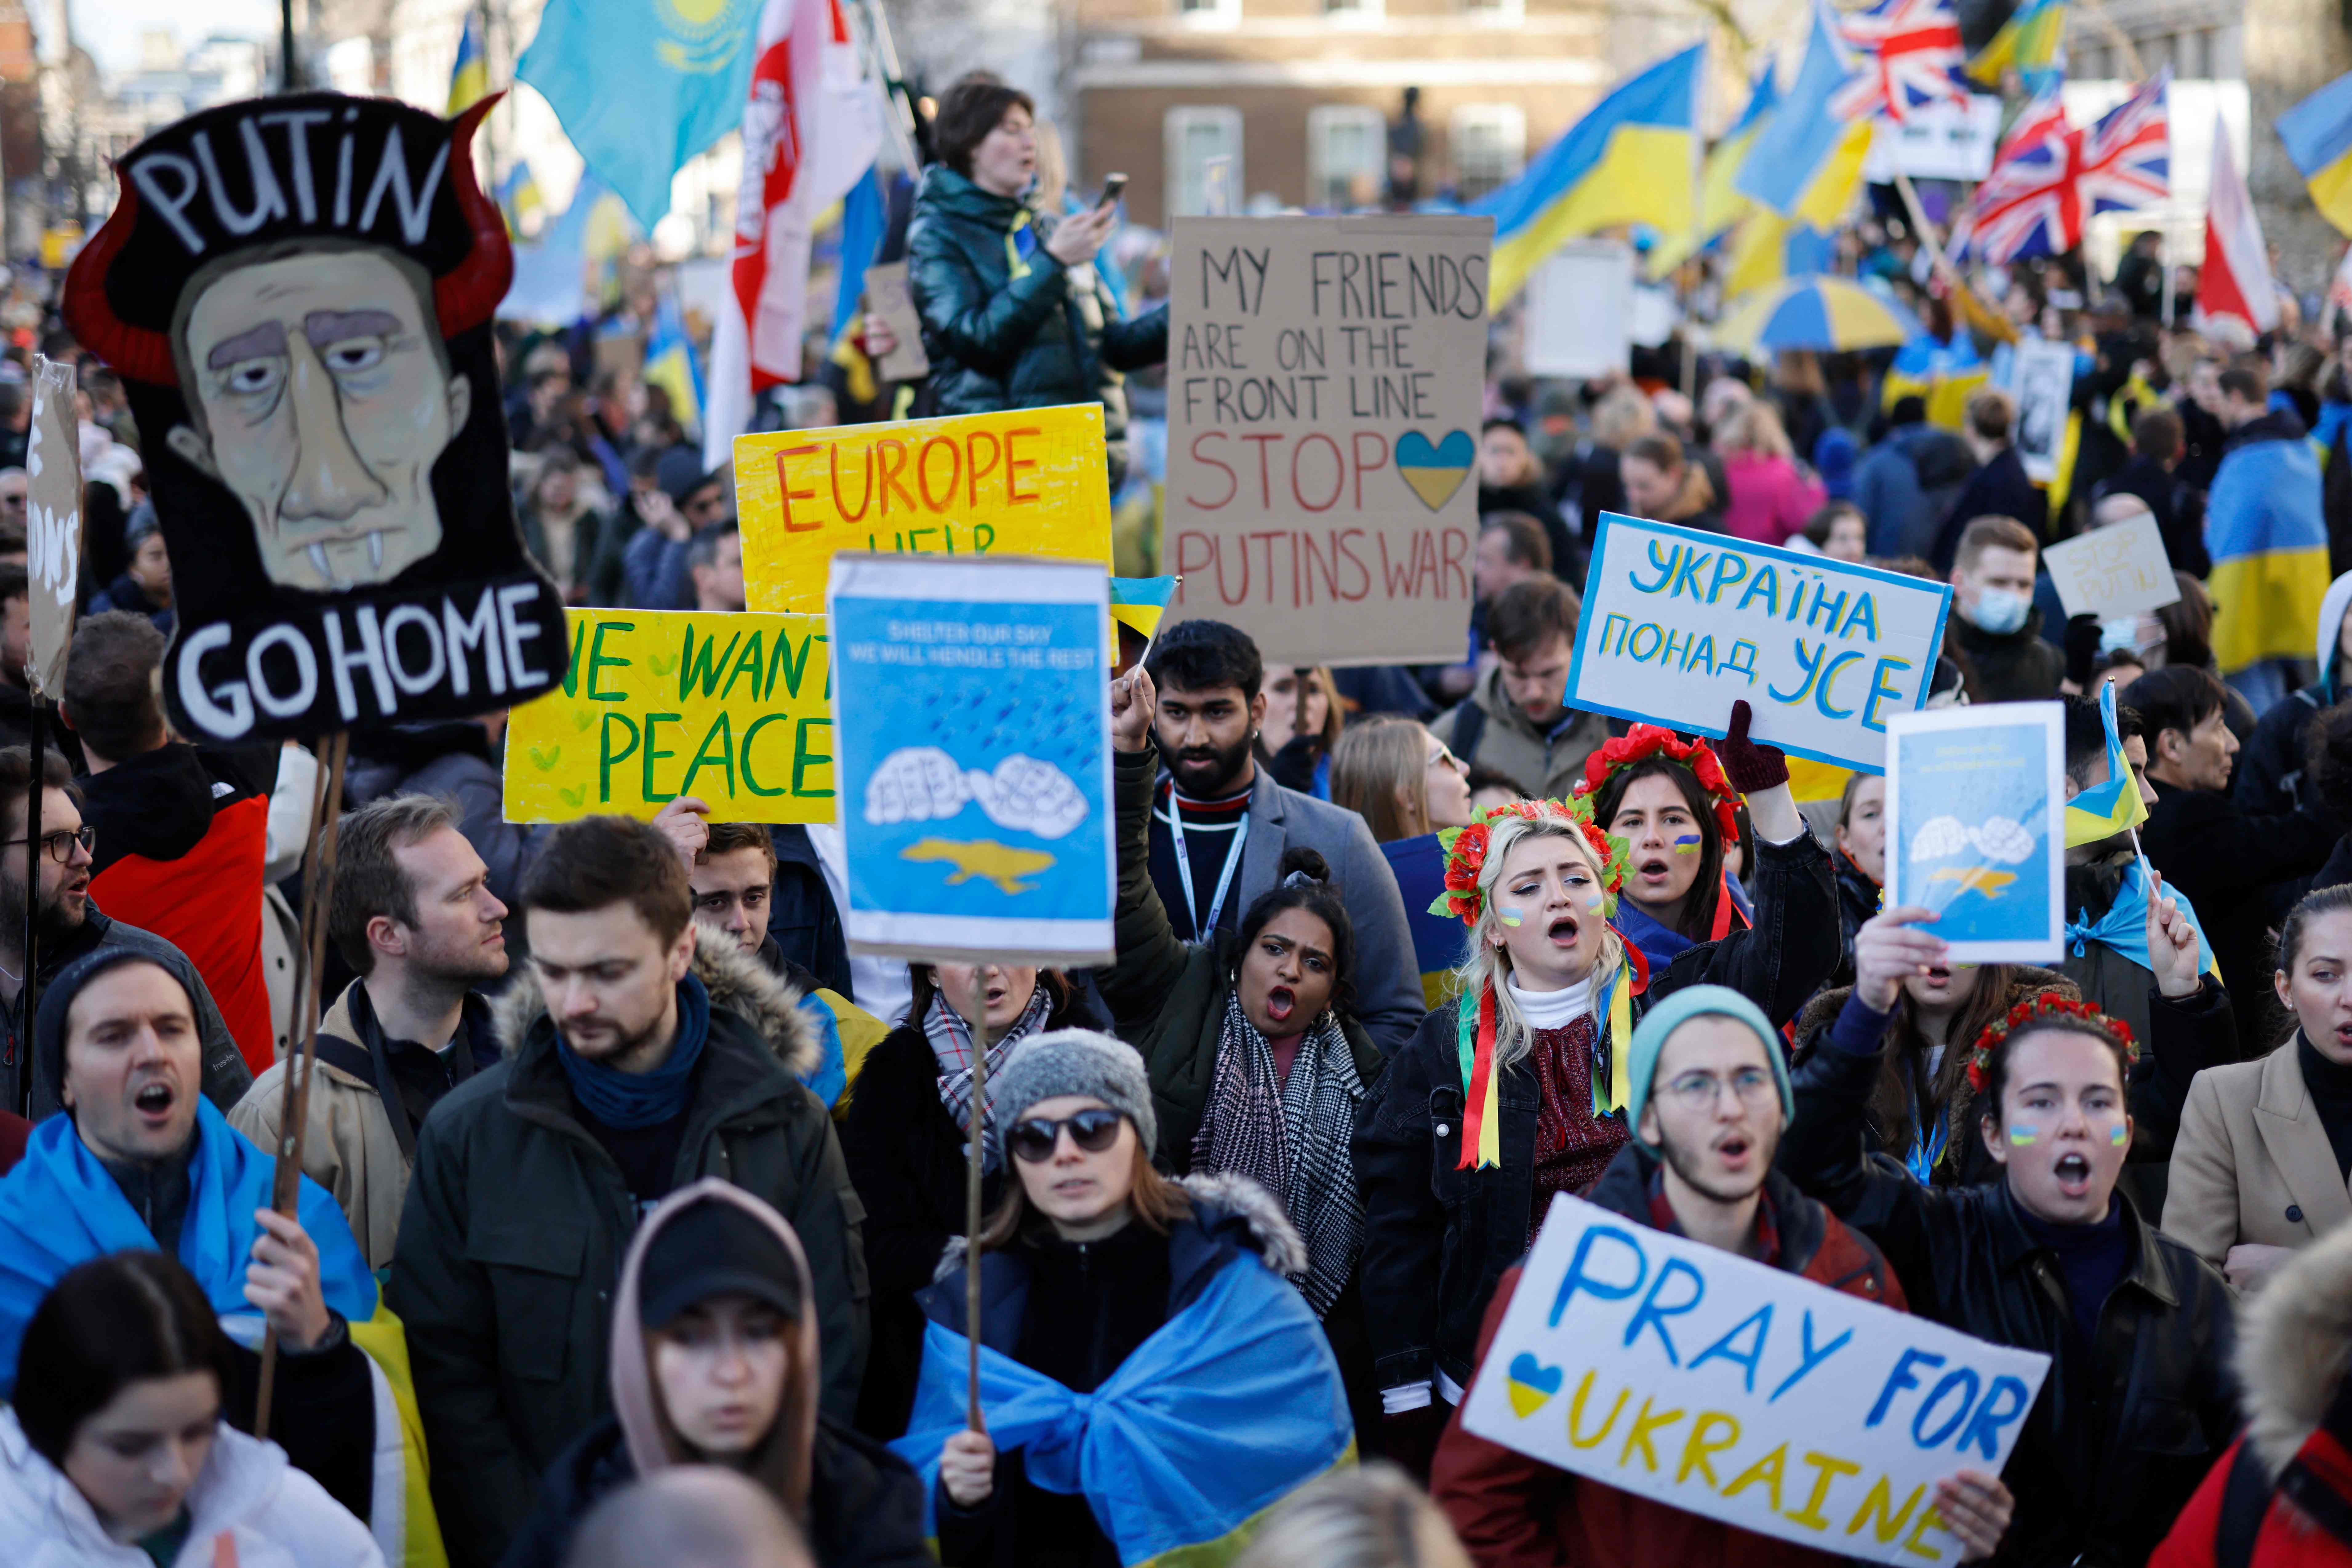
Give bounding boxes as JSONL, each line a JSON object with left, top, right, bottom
{"left": 0, "top": 744, "right": 248, "bottom": 1119}
{"left": 1432, "top": 987, "right": 2017, "bottom": 1565}
{"left": 230, "top": 796, "right": 511, "bottom": 1270}
{"left": 1142, "top": 619, "right": 1422, "bottom": 1054}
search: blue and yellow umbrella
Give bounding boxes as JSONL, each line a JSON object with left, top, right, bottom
{"left": 1711, "top": 276, "right": 1924, "bottom": 356}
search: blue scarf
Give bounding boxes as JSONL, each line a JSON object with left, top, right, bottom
{"left": 893, "top": 1252, "right": 1354, "bottom": 1564}
{"left": 2064, "top": 858, "right": 2221, "bottom": 981}
{"left": 0, "top": 1098, "right": 376, "bottom": 1395}
{"left": 555, "top": 974, "right": 712, "bottom": 1130}
{"left": 1613, "top": 874, "right": 1754, "bottom": 974}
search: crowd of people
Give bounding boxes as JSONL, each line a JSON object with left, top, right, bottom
{"left": 22, "top": 56, "right": 2352, "bottom": 1568}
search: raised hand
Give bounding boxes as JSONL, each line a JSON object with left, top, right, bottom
{"left": 1854, "top": 906, "right": 1948, "bottom": 1014}
{"left": 1110, "top": 668, "right": 1157, "bottom": 754}
{"left": 650, "top": 796, "right": 712, "bottom": 869}
{"left": 2143, "top": 865, "right": 2201, "bottom": 999}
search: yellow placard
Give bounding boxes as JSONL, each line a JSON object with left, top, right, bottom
{"left": 504, "top": 610, "right": 835, "bottom": 824}
{"left": 735, "top": 404, "right": 1115, "bottom": 614}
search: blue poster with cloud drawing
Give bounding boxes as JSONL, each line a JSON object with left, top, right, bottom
{"left": 1885, "top": 702, "right": 2065, "bottom": 963}
{"left": 829, "top": 555, "right": 1114, "bottom": 964}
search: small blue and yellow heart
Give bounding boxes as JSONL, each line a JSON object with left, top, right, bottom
{"left": 1506, "top": 1351, "right": 1564, "bottom": 1418}
{"left": 1396, "top": 429, "right": 1474, "bottom": 512}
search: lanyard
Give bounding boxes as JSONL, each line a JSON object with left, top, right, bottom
{"left": 1167, "top": 785, "right": 1249, "bottom": 941}
{"left": 1906, "top": 1063, "right": 1948, "bottom": 1184}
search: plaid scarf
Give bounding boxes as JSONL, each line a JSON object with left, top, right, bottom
{"left": 1190, "top": 990, "right": 1365, "bottom": 1318}
{"left": 930, "top": 983, "right": 1054, "bottom": 1170}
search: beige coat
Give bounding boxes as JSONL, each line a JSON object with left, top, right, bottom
{"left": 228, "top": 983, "right": 411, "bottom": 1272}
{"left": 2163, "top": 1037, "right": 2352, "bottom": 1269}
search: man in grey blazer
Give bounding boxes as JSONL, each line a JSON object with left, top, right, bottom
{"left": 1142, "top": 620, "right": 1425, "bottom": 1054}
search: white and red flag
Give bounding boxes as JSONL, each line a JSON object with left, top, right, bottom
{"left": 2190, "top": 115, "right": 2279, "bottom": 346}
{"left": 704, "top": 0, "right": 886, "bottom": 470}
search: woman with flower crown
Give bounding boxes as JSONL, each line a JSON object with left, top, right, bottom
{"left": 1351, "top": 700, "right": 1838, "bottom": 1472}
{"left": 1780, "top": 901, "right": 2237, "bottom": 1566}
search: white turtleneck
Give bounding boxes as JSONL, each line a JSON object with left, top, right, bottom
{"left": 1507, "top": 971, "right": 1597, "bottom": 1030}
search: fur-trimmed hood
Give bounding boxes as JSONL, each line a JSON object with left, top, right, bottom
{"left": 930, "top": 1169, "right": 1309, "bottom": 1283}
{"left": 489, "top": 918, "right": 820, "bottom": 1081}
{"left": 2238, "top": 1220, "right": 2352, "bottom": 1478}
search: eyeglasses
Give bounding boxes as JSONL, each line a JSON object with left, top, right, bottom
{"left": 1426, "top": 745, "right": 1466, "bottom": 775}
{"left": 5, "top": 825, "right": 93, "bottom": 864}
{"left": 1662, "top": 1066, "right": 1778, "bottom": 1110}
{"left": 1007, "top": 1108, "right": 1126, "bottom": 1164}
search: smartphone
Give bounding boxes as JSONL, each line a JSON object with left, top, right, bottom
{"left": 1095, "top": 173, "right": 1128, "bottom": 210}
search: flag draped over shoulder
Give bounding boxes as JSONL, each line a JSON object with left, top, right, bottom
{"left": 891, "top": 1257, "right": 1355, "bottom": 1566}
{"left": 518, "top": 0, "right": 763, "bottom": 232}
{"left": 2280, "top": 71, "right": 2352, "bottom": 239}
{"left": 1468, "top": 44, "right": 1702, "bottom": 307}
{"left": 2207, "top": 434, "right": 2330, "bottom": 675}
{"left": 1735, "top": 1, "right": 1872, "bottom": 221}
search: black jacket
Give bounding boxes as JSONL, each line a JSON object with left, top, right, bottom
{"left": 2235, "top": 684, "right": 2334, "bottom": 822}
{"left": 1933, "top": 446, "right": 2049, "bottom": 570}
{"left": 498, "top": 1412, "right": 930, "bottom": 1568}
{"left": 1477, "top": 481, "right": 1579, "bottom": 581}
{"left": 1782, "top": 1036, "right": 2239, "bottom": 1568}
{"left": 2139, "top": 775, "right": 2340, "bottom": 1044}
{"left": 2097, "top": 453, "right": 2208, "bottom": 578}
{"left": 905, "top": 166, "right": 1166, "bottom": 487}
{"left": 1952, "top": 607, "right": 2066, "bottom": 703}
{"left": 1351, "top": 825, "right": 1837, "bottom": 1398}
{"left": 1830, "top": 848, "right": 1880, "bottom": 990}
{"left": 769, "top": 825, "right": 850, "bottom": 1001}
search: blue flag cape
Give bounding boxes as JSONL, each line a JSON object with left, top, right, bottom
{"left": 2065, "top": 857, "right": 2222, "bottom": 982}
{"left": 0, "top": 1098, "right": 377, "bottom": 1394}
{"left": 891, "top": 1252, "right": 1354, "bottom": 1565}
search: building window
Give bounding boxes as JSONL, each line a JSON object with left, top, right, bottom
{"left": 1166, "top": 107, "right": 1244, "bottom": 217}
{"left": 1177, "top": 0, "right": 1240, "bottom": 28}
{"left": 1308, "top": 106, "right": 1385, "bottom": 209}
{"left": 1450, "top": 104, "right": 1525, "bottom": 201}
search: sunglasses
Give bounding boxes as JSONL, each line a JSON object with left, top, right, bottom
{"left": 1007, "top": 1108, "right": 1126, "bottom": 1164}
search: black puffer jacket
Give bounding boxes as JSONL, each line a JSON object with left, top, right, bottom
{"left": 1351, "top": 825, "right": 1837, "bottom": 1401}
{"left": 905, "top": 166, "right": 1167, "bottom": 485}
{"left": 1783, "top": 1028, "right": 2239, "bottom": 1568}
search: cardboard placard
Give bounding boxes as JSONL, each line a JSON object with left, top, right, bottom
{"left": 1885, "top": 702, "right": 2066, "bottom": 963}
{"left": 2010, "top": 338, "right": 2074, "bottom": 484}
{"left": 736, "top": 404, "right": 1114, "bottom": 616}
{"left": 2042, "top": 513, "right": 2182, "bottom": 620}
{"left": 1565, "top": 514, "right": 1954, "bottom": 774}
{"left": 25, "top": 355, "right": 78, "bottom": 699}
{"left": 862, "top": 261, "right": 929, "bottom": 382}
{"left": 503, "top": 608, "right": 834, "bottom": 824}
{"left": 1162, "top": 215, "right": 1493, "bottom": 666}
{"left": 1461, "top": 1194, "right": 2049, "bottom": 1566}
{"left": 828, "top": 554, "right": 1114, "bottom": 965}
{"left": 58, "top": 92, "right": 568, "bottom": 742}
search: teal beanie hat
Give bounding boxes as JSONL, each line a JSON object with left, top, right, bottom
{"left": 1624, "top": 984, "right": 1791, "bottom": 1147}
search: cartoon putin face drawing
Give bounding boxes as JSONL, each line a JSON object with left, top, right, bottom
{"left": 167, "top": 244, "right": 468, "bottom": 591}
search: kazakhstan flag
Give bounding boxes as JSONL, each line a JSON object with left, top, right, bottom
{"left": 1469, "top": 45, "right": 1702, "bottom": 307}
{"left": 518, "top": 0, "right": 762, "bottom": 231}
{"left": 2280, "top": 71, "right": 2352, "bottom": 239}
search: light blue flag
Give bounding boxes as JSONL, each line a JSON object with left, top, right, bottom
{"left": 1734, "top": 0, "right": 1866, "bottom": 215}
{"left": 829, "top": 168, "right": 889, "bottom": 343}
{"left": 518, "top": 0, "right": 764, "bottom": 231}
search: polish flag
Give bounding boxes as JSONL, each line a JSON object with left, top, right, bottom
{"left": 704, "top": 0, "right": 886, "bottom": 471}
{"left": 2191, "top": 115, "right": 2280, "bottom": 347}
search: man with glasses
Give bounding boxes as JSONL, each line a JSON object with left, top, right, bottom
{"left": 0, "top": 743, "right": 249, "bottom": 1119}
{"left": 1431, "top": 986, "right": 2018, "bottom": 1564}
{"left": 622, "top": 459, "right": 734, "bottom": 610}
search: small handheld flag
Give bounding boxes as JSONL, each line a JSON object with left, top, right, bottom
{"left": 2063, "top": 681, "right": 2149, "bottom": 849}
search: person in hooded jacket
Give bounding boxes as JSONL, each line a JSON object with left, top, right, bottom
{"left": 2235, "top": 569, "right": 2352, "bottom": 820}
{"left": 893, "top": 1029, "right": 1354, "bottom": 1568}
{"left": 2152, "top": 1220, "right": 2352, "bottom": 1568}
{"left": 85, "top": 510, "right": 174, "bottom": 637}
{"left": 1852, "top": 396, "right": 1976, "bottom": 559}
{"left": 500, "top": 1181, "right": 928, "bottom": 1568}
{"left": 906, "top": 74, "right": 1167, "bottom": 493}
{"left": 0, "top": 1250, "right": 383, "bottom": 1568}
{"left": 1352, "top": 703, "right": 1836, "bottom": 1471}
{"left": 838, "top": 958, "right": 1099, "bottom": 1439}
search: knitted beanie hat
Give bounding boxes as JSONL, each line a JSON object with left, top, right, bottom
{"left": 991, "top": 1028, "right": 1158, "bottom": 1154}
{"left": 1624, "top": 984, "right": 1791, "bottom": 1148}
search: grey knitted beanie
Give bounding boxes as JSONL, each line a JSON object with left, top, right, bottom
{"left": 991, "top": 1028, "right": 1158, "bottom": 1154}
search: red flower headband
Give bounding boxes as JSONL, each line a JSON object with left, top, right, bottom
{"left": 1429, "top": 798, "right": 1630, "bottom": 927}
{"left": 1572, "top": 726, "right": 1743, "bottom": 846}
{"left": 1964, "top": 992, "right": 2138, "bottom": 1095}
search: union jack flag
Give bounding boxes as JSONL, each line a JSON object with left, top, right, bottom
{"left": 1969, "top": 72, "right": 2169, "bottom": 263}
{"left": 1830, "top": 0, "right": 1971, "bottom": 123}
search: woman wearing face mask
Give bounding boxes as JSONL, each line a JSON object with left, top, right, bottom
{"left": 1354, "top": 706, "right": 1836, "bottom": 1470}
{"left": 839, "top": 959, "right": 1098, "bottom": 1438}
{"left": 501, "top": 1182, "right": 928, "bottom": 1568}
{"left": 0, "top": 1250, "right": 383, "bottom": 1567}
{"left": 894, "top": 1030, "right": 1354, "bottom": 1568}
{"left": 1831, "top": 772, "right": 1886, "bottom": 983}
{"left": 1786, "top": 904, "right": 2238, "bottom": 1566}
{"left": 1581, "top": 721, "right": 1776, "bottom": 972}
{"left": 2167, "top": 886, "right": 2352, "bottom": 1294}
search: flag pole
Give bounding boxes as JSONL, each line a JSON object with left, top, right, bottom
{"left": 962, "top": 977, "right": 992, "bottom": 1435}
{"left": 1681, "top": 38, "right": 1709, "bottom": 402}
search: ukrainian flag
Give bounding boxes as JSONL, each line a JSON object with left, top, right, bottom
{"left": 496, "top": 161, "right": 545, "bottom": 235}
{"left": 1723, "top": 210, "right": 1840, "bottom": 294}
{"left": 2206, "top": 424, "right": 2331, "bottom": 674}
{"left": 642, "top": 293, "right": 705, "bottom": 439}
{"left": 1384, "top": 834, "right": 1466, "bottom": 1009}
{"left": 447, "top": 10, "right": 490, "bottom": 115}
{"left": 1735, "top": 1, "right": 1871, "bottom": 220}
{"left": 1111, "top": 575, "right": 1179, "bottom": 675}
{"left": 1469, "top": 44, "right": 1702, "bottom": 307}
{"left": 1881, "top": 331, "right": 1989, "bottom": 429}
{"left": 1966, "top": 0, "right": 2067, "bottom": 94}
{"left": 2065, "top": 681, "right": 2149, "bottom": 849}
{"left": 1647, "top": 68, "right": 1777, "bottom": 279}
{"left": 2280, "top": 71, "right": 2352, "bottom": 238}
